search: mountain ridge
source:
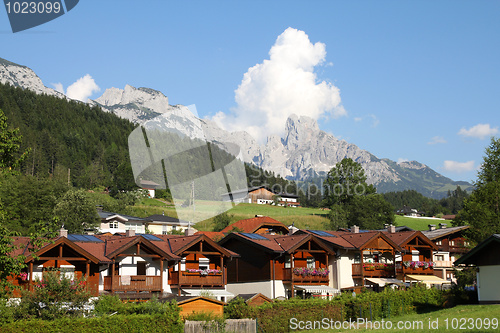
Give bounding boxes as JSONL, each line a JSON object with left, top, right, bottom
{"left": 0, "top": 56, "right": 473, "bottom": 199}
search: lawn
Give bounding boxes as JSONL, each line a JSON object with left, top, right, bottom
{"left": 395, "top": 215, "right": 448, "bottom": 231}
{"left": 299, "top": 304, "right": 500, "bottom": 332}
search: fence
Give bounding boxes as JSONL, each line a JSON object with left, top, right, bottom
{"left": 184, "top": 319, "right": 256, "bottom": 333}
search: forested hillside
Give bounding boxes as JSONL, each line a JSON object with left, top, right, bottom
{"left": 0, "top": 82, "right": 137, "bottom": 191}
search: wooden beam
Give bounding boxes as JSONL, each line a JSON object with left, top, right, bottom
{"left": 116, "top": 254, "right": 161, "bottom": 258}
{"left": 295, "top": 250, "right": 326, "bottom": 253}
{"left": 183, "top": 251, "right": 221, "bottom": 255}
{"left": 37, "top": 257, "right": 89, "bottom": 261}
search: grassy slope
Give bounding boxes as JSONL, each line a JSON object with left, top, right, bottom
{"left": 302, "top": 304, "right": 500, "bottom": 333}
{"left": 395, "top": 215, "right": 448, "bottom": 231}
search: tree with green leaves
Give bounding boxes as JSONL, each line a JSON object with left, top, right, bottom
{"left": 455, "top": 137, "right": 500, "bottom": 243}
{"left": 0, "top": 108, "right": 30, "bottom": 174}
{"left": 53, "top": 189, "right": 100, "bottom": 233}
{"left": 324, "top": 158, "right": 393, "bottom": 230}
{"left": 323, "top": 158, "right": 375, "bottom": 207}
{"left": 212, "top": 211, "right": 234, "bottom": 232}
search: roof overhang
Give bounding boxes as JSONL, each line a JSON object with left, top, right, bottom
{"left": 405, "top": 274, "right": 451, "bottom": 284}
{"left": 365, "top": 277, "right": 404, "bottom": 287}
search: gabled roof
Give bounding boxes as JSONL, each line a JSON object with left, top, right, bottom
{"left": 295, "top": 230, "right": 402, "bottom": 251}
{"left": 218, "top": 232, "right": 335, "bottom": 255}
{"left": 422, "top": 225, "right": 469, "bottom": 240}
{"left": 220, "top": 216, "right": 288, "bottom": 234}
{"left": 383, "top": 231, "right": 438, "bottom": 251}
{"left": 195, "top": 231, "right": 225, "bottom": 241}
{"left": 146, "top": 214, "right": 190, "bottom": 225}
{"left": 102, "top": 235, "right": 178, "bottom": 260}
{"left": 454, "top": 234, "right": 500, "bottom": 266}
{"left": 98, "top": 211, "right": 151, "bottom": 222}
{"left": 23, "top": 236, "right": 102, "bottom": 264}
{"left": 236, "top": 293, "right": 273, "bottom": 303}
{"left": 154, "top": 234, "right": 238, "bottom": 258}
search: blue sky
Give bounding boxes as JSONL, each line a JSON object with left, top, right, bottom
{"left": 2, "top": 1, "right": 499, "bottom": 184}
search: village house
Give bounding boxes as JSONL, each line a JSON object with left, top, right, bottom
{"left": 222, "top": 186, "right": 300, "bottom": 207}
{"left": 422, "top": 223, "right": 470, "bottom": 282}
{"left": 382, "top": 227, "right": 450, "bottom": 287}
{"left": 297, "top": 228, "right": 403, "bottom": 292}
{"left": 146, "top": 214, "right": 191, "bottom": 235}
{"left": 454, "top": 234, "right": 500, "bottom": 304}
{"left": 98, "top": 210, "right": 151, "bottom": 234}
{"left": 219, "top": 232, "right": 336, "bottom": 299}
{"left": 8, "top": 228, "right": 237, "bottom": 302}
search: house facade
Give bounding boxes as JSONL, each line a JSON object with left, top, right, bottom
{"left": 455, "top": 234, "right": 500, "bottom": 304}
{"left": 219, "top": 232, "right": 336, "bottom": 299}
{"left": 98, "top": 210, "right": 151, "bottom": 234}
{"left": 9, "top": 229, "right": 236, "bottom": 301}
{"left": 422, "top": 224, "right": 470, "bottom": 282}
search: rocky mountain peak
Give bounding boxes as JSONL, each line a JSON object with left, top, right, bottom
{"left": 284, "top": 114, "right": 321, "bottom": 150}
{"left": 0, "top": 57, "right": 64, "bottom": 98}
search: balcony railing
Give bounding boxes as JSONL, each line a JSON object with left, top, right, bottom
{"left": 283, "top": 268, "right": 329, "bottom": 283}
{"left": 395, "top": 262, "right": 434, "bottom": 275}
{"left": 434, "top": 260, "right": 454, "bottom": 268}
{"left": 169, "top": 271, "right": 224, "bottom": 287}
{"left": 352, "top": 263, "right": 395, "bottom": 278}
{"left": 103, "top": 275, "right": 161, "bottom": 292}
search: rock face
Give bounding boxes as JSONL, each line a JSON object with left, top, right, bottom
{"left": 0, "top": 56, "right": 471, "bottom": 198}
{"left": 0, "top": 57, "right": 64, "bottom": 98}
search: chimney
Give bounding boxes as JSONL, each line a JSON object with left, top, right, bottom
{"left": 185, "top": 227, "right": 195, "bottom": 236}
{"left": 126, "top": 229, "right": 135, "bottom": 237}
{"left": 439, "top": 223, "right": 447, "bottom": 229}
{"left": 59, "top": 227, "right": 68, "bottom": 238}
{"left": 352, "top": 225, "right": 359, "bottom": 233}
{"left": 428, "top": 224, "right": 436, "bottom": 231}
{"left": 389, "top": 225, "right": 396, "bottom": 233}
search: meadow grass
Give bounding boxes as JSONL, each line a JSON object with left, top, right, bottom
{"left": 395, "top": 215, "right": 448, "bottom": 231}
{"left": 299, "top": 304, "right": 500, "bottom": 332}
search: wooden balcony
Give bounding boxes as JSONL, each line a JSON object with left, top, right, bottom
{"left": 169, "top": 271, "right": 224, "bottom": 287}
{"left": 103, "top": 275, "right": 161, "bottom": 292}
{"left": 283, "top": 268, "right": 329, "bottom": 283}
{"left": 352, "top": 264, "right": 395, "bottom": 278}
{"left": 395, "top": 263, "right": 434, "bottom": 275}
{"left": 434, "top": 260, "right": 454, "bottom": 268}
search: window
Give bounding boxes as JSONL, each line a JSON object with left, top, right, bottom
{"left": 354, "top": 253, "right": 361, "bottom": 264}
{"left": 285, "top": 255, "right": 291, "bottom": 268}
{"left": 411, "top": 250, "right": 419, "bottom": 262}
{"left": 162, "top": 225, "right": 168, "bottom": 235}
{"left": 172, "top": 226, "right": 177, "bottom": 231}
{"left": 199, "top": 258, "right": 209, "bottom": 270}
{"left": 126, "top": 223, "right": 143, "bottom": 233}
{"left": 450, "top": 240, "right": 455, "bottom": 246}
{"left": 109, "top": 220, "right": 118, "bottom": 229}
{"left": 436, "top": 240, "right": 442, "bottom": 246}
{"left": 307, "top": 257, "right": 315, "bottom": 269}
{"left": 137, "top": 262, "right": 147, "bottom": 275}
{"left": 435, "top": 255, "right": 444, "bottom": 261}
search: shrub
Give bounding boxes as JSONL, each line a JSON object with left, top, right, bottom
{"left": 16, "top": 269, "right": 92, "bottom": 320}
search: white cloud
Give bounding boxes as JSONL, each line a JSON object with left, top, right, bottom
{"left": 397, "top": 158, "right": 409, "bottom": 164}
{"left": 65, "top": 74, "right": 100, "bottom": 102}
{"left": 211, "top": 27, "right": 346, "bottom": 141}
{"left": 52, "top": 82, "right": 64, "bottom": 94}
{"left": 428, "top": 136, "right": 447, "bottom": 145}
{"left": 442, "top": 160, "right": 476, "bottom": 173}
{"left": 458, "top": 124, "right": 498, "bottom": 140}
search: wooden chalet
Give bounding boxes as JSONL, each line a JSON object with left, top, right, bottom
{"left": 219, "top": 232, "right": 336, "bottom": 299}
{"left": 422, "top": 224, "right": 470, "bottom": 282}
{"left": 156, "top": 233, "right": 238, "bottom": 302}
{"left": 297, "top": 229, "right": 403, "bottom": 291}
{"left": 7, "top": 229, "right": 237, "bottom": 301}
{"left": 383, "top": 229, "right": 450, "bottom": 286}
{"left": 10, "top": 233, "right": 103, "bottom": 297}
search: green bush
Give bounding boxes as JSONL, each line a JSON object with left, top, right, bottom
{"left": 16, "top": 269, "right": 92, "bottom": 320}
{"left": 0, "top": 314, "right": 183, "bottom": 333}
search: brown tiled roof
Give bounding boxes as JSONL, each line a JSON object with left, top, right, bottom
{"left": 195, "top": 231, "right": 225, "bottom": 241}
{"left": 221, "top": 216, "right": 288, "bottom": 234}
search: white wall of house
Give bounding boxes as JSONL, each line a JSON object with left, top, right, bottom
{"left": 227, "top": 280, "right": 286, "bottom": 300}
{"left": 329, "top": 252, "right": 357, "bottom": 290}
{"left": 98, "top": 250, "right": 171, "bottom": 293}
{"left": 148, "top": 224, "right": 187, "bottom": 235}
{"left": 477, "top": 265, "right": 500, "bottom": 303}
{"left": 99, "top": 220, "right": 126, "bottom": 234}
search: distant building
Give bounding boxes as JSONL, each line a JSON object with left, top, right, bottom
{"left": 222, "top": 186, "right": 300, "bottom": 207}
